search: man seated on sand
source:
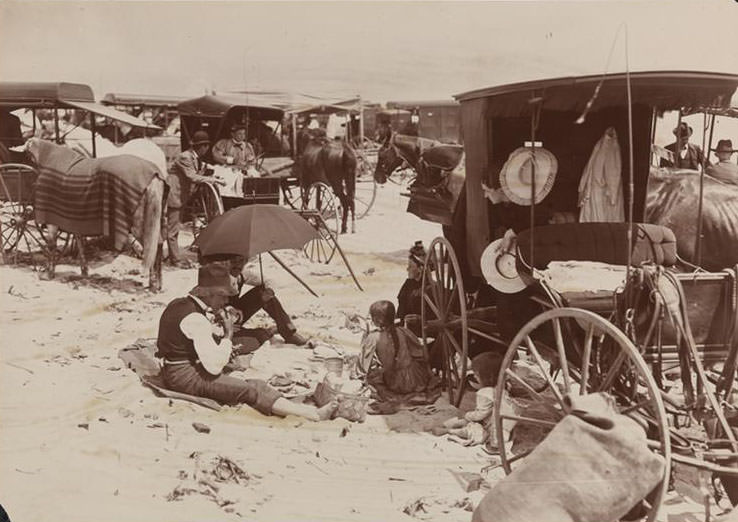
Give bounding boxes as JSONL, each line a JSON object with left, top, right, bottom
{"left": 357, "top": 300, "right": 433, "bottom": 395}
{"left": 199, "top": 254, "right": 309, "bottom": 348}
{"left": 156, "top": 263, "right": 336, "bottom": 421}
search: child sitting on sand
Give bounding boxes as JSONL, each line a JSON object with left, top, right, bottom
{"left": 356, "top": 300, "right": 433, "bottom": 394}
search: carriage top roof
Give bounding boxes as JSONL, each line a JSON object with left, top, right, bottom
{"left": 446, "top": 70, "right": 738, "bottom": 278}
{"left": 177, "top": 94, "right": 285, "bottom": 122}
{"left": 101, "top": 93, "right": 188, "bottom": 108}
{"left": 0, "top": 81, "right": 160, "bottom": 130}
{"left": 454, "top": 70, "right": 738, "bottom": 117}
{"left": 387, "top": 100, "right": 459, "bottom": 109}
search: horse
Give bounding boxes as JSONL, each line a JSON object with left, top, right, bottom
{"left": 373, "top": 132, "right": 464, "bottom": 186}
{"left": 23, "top": 138, "right": 167, "bottom": 291}
{"left": 296, "top": 129, "right": 357, "bottom": 234}
{"left": 646, "top": 168, "right": 738, "bottom": 271}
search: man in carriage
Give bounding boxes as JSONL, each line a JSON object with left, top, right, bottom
{"left": 212, "top": 123, "right": 257, "bottom": 171}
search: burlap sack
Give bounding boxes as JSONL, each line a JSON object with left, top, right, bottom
{"left": 473, "top": 400, "right": 664, "bottom": 522}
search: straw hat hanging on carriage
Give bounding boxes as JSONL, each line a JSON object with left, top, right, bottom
{"left": 498, "top": 146, "right": 558, "bottom": 206}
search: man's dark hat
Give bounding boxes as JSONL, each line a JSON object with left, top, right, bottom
{"left": 231, "top": 122, "right": 247, "bottom": 132}
{"left": 191, "top": 263, "right": 238, "bottom": 297}
{"left": 191, "top": 130, "right": 210, "bottom": 146}
{"left": 673, "top": 122, "right": 693, "bottom": 138}
{"left": 713, "top": 139, "right": 737, "bottom": 154}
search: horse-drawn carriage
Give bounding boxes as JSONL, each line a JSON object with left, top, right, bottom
{"left": 285, "top": 96, "right": 380, "bottom": 222}
{"left": 376, "top": 70, "right": 738, "bottom": 519}
{"left": 0, "top": 82, "right": 163, "bottom": 285}
{"left": 176, "top": 94, "right": 362, "bottom": 286}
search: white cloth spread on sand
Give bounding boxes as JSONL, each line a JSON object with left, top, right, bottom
{"left": 212, "top": 164, "right": 243, "bottom": 198}
{"left": 578, "top": 127, "right": 624, "bottom": 222}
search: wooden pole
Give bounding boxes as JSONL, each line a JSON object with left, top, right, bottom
{"left": 268, "top": 251, "right": 318, "bottom": 297}
{"left": 291, "top": 114, "right": 298, "bottom": 158}
{"left": 625, "top": 26, "right": 635, "bottom": 281}
{"left": 90, "top": 111, "right": 97, "bottom": 158}
{"left": 53, "top": 108, "right": 60, "bottom": 143}
{"left": 359, "top": 95, "right": 364, "bottom": 147}
{"left": 695, "top": 113, "right": 715, "bottom": 268}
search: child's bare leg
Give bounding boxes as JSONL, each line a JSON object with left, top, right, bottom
{"left": 272, "top": 398, "right": 338, "bottom": 421}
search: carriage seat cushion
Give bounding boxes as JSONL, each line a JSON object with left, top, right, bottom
{"left": 420, "top": 144, "right": 464, "bottom": 171}
{"left": 516, "top": 223, "right": 677, "bottom": 270}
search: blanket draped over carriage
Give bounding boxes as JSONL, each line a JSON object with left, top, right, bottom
{"left": 33, "top": 140, "right": 167, "bottom": 250}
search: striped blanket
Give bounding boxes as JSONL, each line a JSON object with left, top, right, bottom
{"left": 34, "top": 140, "right": 163, "bottom": 250}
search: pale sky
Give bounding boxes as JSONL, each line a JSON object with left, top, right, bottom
{"left": 1, "top": 1, "right": 736, "bottom": 103}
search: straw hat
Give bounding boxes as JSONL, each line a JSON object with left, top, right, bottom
{"left": 480, "top": 233, "right": 527, "bottom": 294}
{"left": 499, "top": 147, "right": 558, "bottom": 206}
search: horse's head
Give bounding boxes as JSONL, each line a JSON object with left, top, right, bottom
{"left": 22, "top": 137, "right": 42, "bottom": 165}
{"left": 23, "top": 138, "right": 41, "bottom": 163}
{"left": 374, "top": 137, "right": 405, "bottom": 185}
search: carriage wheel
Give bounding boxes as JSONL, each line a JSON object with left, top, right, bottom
{"left": 354, "top": 152, "right": 378, "bottom": 219}
{"left": 302, "top": 182, "right": 339, "bottom": 264}
{"left": 0, "top": 164, "right": 44, "bottom": 263}
{"left": 494, "top": 307, "right": 671, "bottom": 522}
{"left": 188, "top": 183, "right": 223, "bottom": 241}
{"left": 420, "top": 237, "right": 469, "bottom": 407}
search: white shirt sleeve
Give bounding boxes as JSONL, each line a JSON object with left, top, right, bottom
{"left": 180, "top": 312, "right": 232, "bottom": 375}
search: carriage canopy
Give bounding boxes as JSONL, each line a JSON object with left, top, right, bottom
{"left": 453, "top": 70, "right": 738, "bottom": 277}
{"left": 0, "top": 82, "right": 159, "bottom": 129}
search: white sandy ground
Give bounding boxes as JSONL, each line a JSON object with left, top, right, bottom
{"left": 0, "top": 181, "right": 715, "bottom": 521}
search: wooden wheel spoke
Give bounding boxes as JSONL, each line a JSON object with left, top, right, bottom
{"left": 443, "top": 328, "right": 464, "bottom": 357}
{"left": 552, "top": 318, "right": 571, "bottom": 393}
{"left": 597, "top": 349, "right": 628, "bottom": 392}
{"left": 618, "top": 398, "right": 653, "bottom": 416}
{"left": 524, "top": 337, "right": 566, "bottom": 407}
{"left": 580, "top": 324, "right": 594, "bottom": 395}
{"left": 440, "top": 335, "right": 454, "bottom": 402}
{"left": 423, "top": 292, "right": 442, "bottom": 319}
{"left": 500, "top": 414, "right": 556, "bottom": 429}
{"left": 428, "top": 275, "right": 443, "bottom": 316}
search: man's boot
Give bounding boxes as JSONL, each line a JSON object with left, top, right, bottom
{"left": 261, "top": 292, "right": 309, "bottom": 346}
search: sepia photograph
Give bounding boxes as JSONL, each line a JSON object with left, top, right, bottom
{"left": 1, "top": 1, "right": 737, "bottom": 520}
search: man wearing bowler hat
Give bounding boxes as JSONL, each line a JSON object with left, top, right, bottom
{"left": 156, "top": 263, "right": 336, "bottom": 421}
{"left": 166, "top": 130, "right": 223, "bottom": 267}
{"left": 212, "top": 123, "right": 257, "bottom": 170}
{"left": 706, "top": 139, "right": 738, "bottom": 185}
{"left": 661, "top": 122, "right": 706, "bottom": 170}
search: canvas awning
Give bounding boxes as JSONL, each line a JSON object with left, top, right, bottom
{"left": 101, "top": 93, "right": 187, "bottom": 108}
{"left": 61, "top": 100, "right": 160, "bottom": 129}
